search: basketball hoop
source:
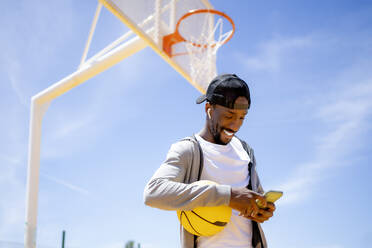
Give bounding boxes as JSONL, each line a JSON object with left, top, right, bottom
{"left": 163, "top": 9, "right": 235, "bottom": 91}
{"left": 163, "top": 9, "right": 235, "bottom": 57}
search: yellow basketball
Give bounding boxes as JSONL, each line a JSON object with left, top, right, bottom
{"left": 177, "top": 180, "right": 232, "bottom": 236}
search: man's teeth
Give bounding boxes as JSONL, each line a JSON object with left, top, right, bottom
{"left": 223, "top": 130, "right": 234, "bottom": 136}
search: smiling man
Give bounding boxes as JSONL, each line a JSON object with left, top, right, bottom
{"left": 144, "top": 74, "right": 275, "bottom": 248}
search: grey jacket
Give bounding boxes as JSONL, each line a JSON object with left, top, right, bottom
{"left": 143, "top": 136, "right": 267, "bottom": 248}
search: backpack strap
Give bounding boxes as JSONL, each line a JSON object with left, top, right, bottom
{"left": 238, "top": 138, "right": 254, "bottom": 190}
{"left": 193, "top": 135, "right": 204, "bottom": 181}
{"left": 190, "top": 135, "right": 204, "bottom": 248}
{"left": 237, "top": 138, "right": 265, "bottom": 248}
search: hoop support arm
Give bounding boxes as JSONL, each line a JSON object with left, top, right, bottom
{"left": 33, "top": 36, "right": 147, "bottom": 105}
{"left": 25, "top": 35, "right": 147, "bottom": 248}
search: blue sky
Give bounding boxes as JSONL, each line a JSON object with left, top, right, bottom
{"left": 1, "top": 0, "right": 372, "bottom": 247}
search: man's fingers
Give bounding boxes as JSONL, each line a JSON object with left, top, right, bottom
{"left": 254, "top": 194, "right": 267, "bottom": 208}
{"left": 258, "top": 208, "right": 273, "bottom": 218}
{"left": 252, "top": 211, "right": 272, "bottom": 222}
{"left": 250, "top": 199, "right": 260, "bottom": 216}
{"left": 239, "top": 208, "right": 248, "bottom": 216}
{"left": 266, "top": 202, "right": 276, "bottom": 212}
{"left": 241, "top": 210, "right": 271, "bottom": 223}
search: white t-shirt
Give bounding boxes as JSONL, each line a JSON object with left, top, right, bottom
{"left": 195, "top": 134, "right": 253, "bottom": 248}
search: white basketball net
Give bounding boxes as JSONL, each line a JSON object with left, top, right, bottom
{"left": 184, "top": 14, "right": 233, "bottom": 91}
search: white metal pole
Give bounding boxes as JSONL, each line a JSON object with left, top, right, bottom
{"left": 25, "top": 35, "right": 147, "bottom": 248}
{"left": 79, "top": 2, "right": 103, "bottom": 68}
{"left": 169, "top": 0, "right": 176, "bottom": 32}
{"left": 24, "top": 100, "right": 50, "bottom": 248}
{"left": 84, "top": 30, "right": 135, "bottom": 65}
{"left": 154, "top": 0, "right": 161, "bottom": 45}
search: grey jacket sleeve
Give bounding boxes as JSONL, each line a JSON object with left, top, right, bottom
{"left": 143, "top": 140, "right": 231, "bottom": 211}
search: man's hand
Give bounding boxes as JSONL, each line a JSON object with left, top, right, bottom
{"left": 229, "top": 187, "right": 267, "bottom": 219}
{"left": 249, "top": 202, "right": 276, "bottom": 223}
{"left": 229, "top": 188, "right": 276, "bottom": 223}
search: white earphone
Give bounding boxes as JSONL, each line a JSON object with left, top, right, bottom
{"left": 207, "top": 108, "right": 212, "bottom": 119}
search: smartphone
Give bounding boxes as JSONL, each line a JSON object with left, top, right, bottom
{"left": 257, "top": 190, "right": 283, "bottom": 208}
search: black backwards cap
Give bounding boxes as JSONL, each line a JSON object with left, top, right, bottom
{"left": 196, "top": 74, "right": 251, "bottom": 109}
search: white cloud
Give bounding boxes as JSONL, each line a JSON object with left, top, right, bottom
{"left": 8, "top": 62, "right": 29, "bottom": 108}
{"left": 242, "top": 35, "right": 313, "bottom": 72}
{"left": 242, "top": 31, "right": 372, "bottom": 205}
{"left": 0, "top": 154, "right": 21, "bottom": 165}
{"left": 278, "top": 78, "right": 372, "bottom": 205}
{"left": 48, "top": 113, "right": 95, "bottom": 141}
{"left": 40, "top": 172, "right": 91, "bottom": 196}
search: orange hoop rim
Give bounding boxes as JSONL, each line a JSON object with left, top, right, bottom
{"left": 177, "top": 9, "right": 235, "bottom": 47}
{"left": 162, "top": 9, "right": 235, "bottom": 57}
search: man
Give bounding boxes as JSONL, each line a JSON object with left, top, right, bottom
{"left": 144, "top": 74, "right": 276, "bottom": 248}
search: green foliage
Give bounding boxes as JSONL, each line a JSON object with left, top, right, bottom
{"left": 124, "top": 240, "right": 140, "bottom": 248}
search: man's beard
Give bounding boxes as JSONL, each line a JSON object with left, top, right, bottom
{"left": 209, "top": 121, "right": 228, "bottom": 145}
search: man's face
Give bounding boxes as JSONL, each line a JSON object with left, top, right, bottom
{"left": 207, "top": 96, "right": 248, "bottom": 145}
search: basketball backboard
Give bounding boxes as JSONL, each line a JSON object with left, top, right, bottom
{"left": 100, "top": 0, "right": 233, "bottom": 93}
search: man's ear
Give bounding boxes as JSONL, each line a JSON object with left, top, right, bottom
{"left": 205, "top": 102, "right": 212, "bottom": 119}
